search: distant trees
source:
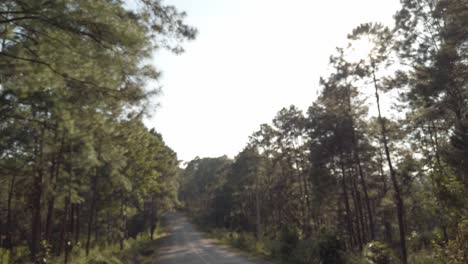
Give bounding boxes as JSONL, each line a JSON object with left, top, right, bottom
{"left": 179, "top": 1, "right": 467, "bottom": 263}
{"left": 0, "top": 0, "right": 195, "bottom": 263}
{"left": 179, "top": 156, "right": 232, "bottom": 225}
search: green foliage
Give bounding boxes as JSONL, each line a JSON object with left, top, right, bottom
{"left": 180, "top": 3, "right": 465, "bottom": 263}
{"left": 47, "top": 227, "right": 166, "bottom": 264}
{"left": 407, "top": 249, "right": 436, "bottom": 264}
{"left": 278, "top": 226, "right": 299, "bottom": 260}
{"left": 179, "top": 156, "right": 232, "bottom": 220}
{"left": 0, "top": 248, "right": 10, "bottom": 264}
{"left": 37, "top": 240, "right": 52, "bottom": 264}
{"left": 407, "top": 231, "right": 433, "bottom": 252}
{"left": 316, "top": 232, "right": 346, "bottom": 264}
{"left": 363, "top": 241, "right": 394, "bottom": 264}
{"left": 433, "top": 220, "right": 468, "bottom": 264}
{"left": 1, "top": 0, "right": 465, "bottom": 263}
{"left": 289, "top": 239, "right": 319, "bottom": 264}
{"left": 85, "top": 250, "right": 123, "bottom": 264}
{"left": 207, "top": 226, "right": 347, "bottom": 264}
{"left": 0, "top": 0, "right": 194, "bottom": 261}
{"left": 289, "top": 233, "right": 346, "bottom": 264}
{"left": 208, "top": 229, "right": 260, "bottom": 255}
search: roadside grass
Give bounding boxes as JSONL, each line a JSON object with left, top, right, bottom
{"left": 48, "top": 224, "right": 169, "bottom": 264}
{"left": 188, "top": 217, "right": 282, "bottom": 264}
{"left": 119, "top": 228, "right": 169, "bottom": 264}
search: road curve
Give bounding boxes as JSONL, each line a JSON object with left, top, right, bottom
{"left": 155, "top": 212, "right": 271, "bottom": 264}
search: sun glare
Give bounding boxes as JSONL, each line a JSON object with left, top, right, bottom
{"left": 346, "top": 38, "right": 374, "bottom": 63}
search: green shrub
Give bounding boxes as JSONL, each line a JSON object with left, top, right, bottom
{"left": 433, "top": 220, "right": 468, "bottom": 264}
{"left": 363, "top": 241, "right": 394, "bottom": 264}
{"left": 264, "top": 239, "right": 283, "bottom": 259}
{"left": 228, "top": 231, "right": 256, "bottom": 251}
{"left": 0, "top": 248, "right": 10, "bottom": 264}
{"left": 285, "top": 232, "right": 345, "bottom": 264}
{"left": 408, "top": 249, "right": 436, "bottom": 264}
{"left": 316, "top": 232, "right": 346, "bottom": 264}
{"left": 10, "top": 246, "right": 30, "bottom": 263}
{"left": 407, "top": 230, "right": 434, "bottom": 251}
{"left": 87, "top": 248, "right": 123, "bottom": 264}
{"left": 278, "top": 226, "right": 299, "bottom": 260}
{"left": 290, "top": 238, "right": 319, "bottom": 264}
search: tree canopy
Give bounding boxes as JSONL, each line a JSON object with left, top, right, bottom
{"left": 0, "top": 0, "right": 195, "bottom": 262}
{"left": 179, "top": 1, "right": 467, "bottom": 263}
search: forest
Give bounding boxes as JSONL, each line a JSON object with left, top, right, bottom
{"left": 0, "top": 0, "right": 467, "bottom": 264}
{"left": 179, "top": 1, "right": 467, "bottom": 263}
{"left": 0, "top": 0, "right": 195, "bottom": 263}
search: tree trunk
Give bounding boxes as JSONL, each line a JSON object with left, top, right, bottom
{"left": 354, "top": 155, "right": 374, "bottom": 241}
{"left": 5, "top": 172, "right": 16, "bottom": 249}
{"left": 45, "top": 198, "right": 55, "bottom": 244}
{"left": 255, "top": 187, "right": 262, "bottom": 240}
{"left": 353, "top": 168, "right": 367, "bottom": 244}
{"left": 85, "top": 172, "right": 98, "bottom": 256}
{"left": 345, "top": 83, "right": 375, "bottom": 241}
{"left": 106, "top": 212, "right": 111, "bottom": 244}
{"left": 63, "top": 203, "right": 74, "bottom": 264}
{"left": 119, "top": 192, "right": 125, "bottom": 250}
{"left": 0, "top": 201, "right": 3, "bottom": 249}
{"left": 31, "top": 124, "right": 45, "bottom": 262}
{"left": 58, "top": 197, "right": 69, "bottom": 256}
{"left": 339, "top": 154, "right": 355, "bottom": 249}
{"left": 348, "top": 100, "right": 375, "bottom": 240}
{"left": 150, "top": 195, "right": 156, "bottom": 240}
{"left": 71, "top": 205, "right": 76, "bottom": 239}
{"left": 349, "top": 167, "right": 364, "bottom": 249}
{"left": 45, "top": 132, "right": 65, "bottom": 244}
{"left": 94, "top": 209, "right": 99, "bottom": 244}
{"left": 75, "top": 204, "right": 80, "bottom": 244}
{"left": 372, "top": 65, "right": 407, "bottom": 263}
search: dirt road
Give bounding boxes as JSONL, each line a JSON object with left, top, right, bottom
{"left": 155, "top": 212, "right": 271, "bottom": 264}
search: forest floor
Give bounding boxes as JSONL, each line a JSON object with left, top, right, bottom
{"left": 154, "top": 212, "right": 272, "bottom": 264}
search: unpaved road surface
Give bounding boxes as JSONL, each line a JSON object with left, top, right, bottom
{"left": 155, "top": 212, "right": 271, "bottom": 264}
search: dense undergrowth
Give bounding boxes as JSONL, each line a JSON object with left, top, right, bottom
{"left": 195, "top": 216, "right": 467, "bottom": 264}
{"left": 51, "top": 226, "right": 167, "bottom": 264}
{"left": 0, "top": 226, "right": 167, "bottom": 264}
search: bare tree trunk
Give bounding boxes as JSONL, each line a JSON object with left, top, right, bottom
{"left": 45, "top": 131, "right": 65, "bottom": 244}
{"left": 86, "top": 141, "right": 101, "bottom": 256}
{"left": 354, "top": 154, "right": 374, "bottom": 241}
{"left": 85, "top": 172, "right": 98, "bottom": 255}
{"left": 255, "top": 184, "right": 262, "bottom": 240}
{"left": 31, "top": 123, "right": 45, "bottom": 262}
{"left": 349, "top": 167, "right": 364, "bottom": 249}
{"left": 119, "top": 192, "right": 125, "bottom": 250}
{"left": 75, "top": 204, "right": 80, "bottom": 244}
{"left": 295, "top": 158, "right": 307, "bottom": 236}
{"left": 339, "top": 154, "right": 355, "bottom": 249}
{"left": 0, "top": 192, "right": 3, "bottom": 248}
{"left": 107, "top": 212, "right": 112, "bottom": 244}
{"left": 372, "top": 65, "right": 407, "bottom": 263}
{"left": 58, "top": 197, "right": 69, "bottom": 256}
{"left": 70, "top": 205, "right": 75, "bottom": 243}
{"left": 63, "top": 203, "right": 74, "bottom": 264}
{"left": 345, "top": 83, "right": 375, "bottom": 241}
{"left": 94, "top": 207, "right": 99, "bottom": 246}
{"left": 353, "top": 168, "right": 367, "bottom": 244}
{"left": 45, "top": 198, "right": 55, "bottom": 243}
{"left": 150, "top": 195, "right": 156, "bottom": 240}
{"left": 301, "top": 156, "right": 312, "bottom": 237}
{"left": 5, "top": 172, "right": 16, "bottom": 249}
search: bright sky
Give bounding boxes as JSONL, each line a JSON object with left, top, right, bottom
{"left": 144, "top": 0, "right": 401, "bottom": 162}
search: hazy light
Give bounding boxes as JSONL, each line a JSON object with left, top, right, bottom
{"left": 144, "top": 0, "right": 401, "bottom": 162}
{"left": 346, "top": 38, "right": 374, "bottom": 63}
